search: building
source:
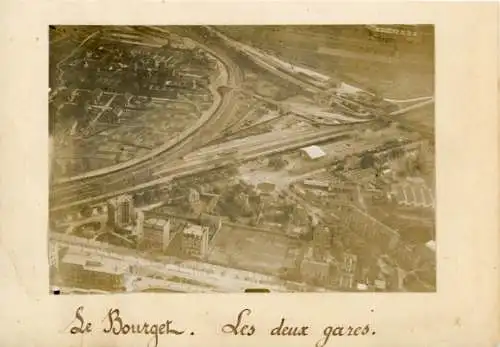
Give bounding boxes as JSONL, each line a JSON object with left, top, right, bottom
{"left": 373, "top": 140, "right": 425, "bottom": 163}
{"left": 287, "top": 223, "right": 308, "bottom": 238}
{"left": 188, "top": 188, "right": 200, "bottom": 203}
{"left": 313, "top": 225, "right": 332, "bottom": 249}
{"left": 389, "top": 181, "right": 434, "bottom": 209}
{"left": 300, "top": 247, "right": 330, "bottom": 284}
{"left": 203, "top": 193, "right": 220, "bottom": 214}
{"left": 107, "top": 195, "right": 134, "bottom": 228}
{"left": 374, "top": 278, "right": 387, "bottom": 291}
{"left": 342, "top": 253, "right": 358, "bottom": 274}
{"left": 356, "top": 282, "right": 369, "bottom": 291}
{"left": 48, "top": 242, "right": 60, "bottom": 270}
{"left": 187, "top": 188, "right": 202, "bottom": 214}
{"left": 135, "top": 210, "right": 145, "bottom": 239}
{"left": 425, "top": 240, "right": 436, "bottom": 252}
{"left": 328, "top": 183, "right": 359, "bottom": 201}
{"left": 59, "top": 252, "right": 127, "bottom": 291}
{"left": 303, "top": 179, "right": 330, "bottom": 190}
{"left": 338, "top": 273, "right": 355, "bottom": 289}
{"left": 300, "top": 145, "right": 326, "bottom": 160}
{"left": 335, "top": 253, "right": 360, "bottom": 289}
{"left": 257, "top": 182, "right": 276, "bottom": 194}
{"left": 199, "top": 214, "right": 222, "bottom": 239}
{"left": 91, "top": 89, "right": 104, "bottom": 104}
{"left": 410, "top": 240, "right": 436, "bottom": 269}
{"left": 140, "top": 217, "right": 171, "bottom": 253}
{"left": 337, "top": 204, "right": 400, "bottom": 250}
{"left": 181, "top": 223, "right": 210, "bottom": 259}
{"left": 365, "top": 25, "right": 422, "bottom": 42}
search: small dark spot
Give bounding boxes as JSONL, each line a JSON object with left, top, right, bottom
{"left": 372, "top": 331, "right": 376, "bottom": 335}
{"left": 190, "top": 332, "right": 195, "bottom": 336}
{"left": 370, "top": 309, "right": 374, "bottom": 312}
{"left": 35, "top": 37, "right": 39, "bottom": 42}
{"left": 53, "top": 289, "right": 60, "bottom": 295}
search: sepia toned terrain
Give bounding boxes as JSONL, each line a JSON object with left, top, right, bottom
{"left": 49, "top": 25, "right": 435, "bottom": 294}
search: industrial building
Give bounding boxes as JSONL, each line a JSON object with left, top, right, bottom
{"left": 303, "top": 179, "right": 330, "bottom": 190}
{"left": 389, "top": 181, "right": 434, "bottom": 209}
{"left": 138, "top": 216, "right": 172, "bottom": 253}
{"left": 337, "top": 204, "right": 400, "bottom": 250}
{"left": 334, "top": 253, "right": 358, "bottom": 290}
{"left": 300, "top": 247, "right": 330, "bottom": 284}
{"left": 300, "top": 145, "right": 326, "bottom": 160}
{"left": 199, "top": 213, "right": 222, "bottom": 236}
{"left": 181, "top": 223, "right": 210, "bottom": 259}
{"left": 107, "top": 194, "right": 134, "bottom": 228}
{"left": 342, "top": 253, "right": 358, "bottom": 273}
{"left": 59, "top": 252, "right": 128, "bottom": 291}
{"left": 313, "top": 225, "right": 332, "bottom": 249}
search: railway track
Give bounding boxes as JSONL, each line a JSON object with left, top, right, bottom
{"left": 53, "top": 28, "right": 242, "bottom": 192}
{"left": 51, "top": 121, "right": 395, "bottom": 211}
{"left": 50, "top": 27, "right": 245, "bottom": 208}
{"left": 51, "top": 26, "right": 433, "bottom": 213}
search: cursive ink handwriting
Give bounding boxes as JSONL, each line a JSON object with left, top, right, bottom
{"left": 66, "top": 306, "right": 377, "bottom": 347}
{"left": 270, "top": 318, "right": 309, "bottom": 336}
{"left": 221, "top": 308, "right": 256, "bottom": 336}
{"left": 315, "top": 324, "right": 373, "bottom": 347}
{"left": 69, "top": 306, "right": 92, "bottom": 334}
{"left": 102, "top": 308, "right": 185, "bottom": 347}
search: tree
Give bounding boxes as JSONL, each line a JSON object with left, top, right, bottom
{"left": 124, "top": 92, "right": 134, "bottom": 106}
{"left": 360, "top": 153, "right": 375, "bottom": 169}
{"left": 80, "top": 205, "right": 93, "bottom": 218}
{"left": 143, "top": 190, "right": 154, "bottom": 204}
{"left": 92, "top": 88, "right": 103, "bottom": 104}
{"left": 414, "top": 145, "right": 431, "bottom": 175}
{"left": 268, "top": 156, "right": 287, "bottom": 170}
{"left": 224, "top": 164, "right": 239, "bottom": 177}
{"left": 404, "top": 156, "right": 418, "bottom": 176}
{"left": 133, "top": 192, "right": 145, "bottom": 206}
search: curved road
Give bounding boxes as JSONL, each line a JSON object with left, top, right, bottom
{"left": 50, "top": 26, "right": 432, "bottom": 213}
{"left": 50, "top": 27, "right": 244, "bottom": 210}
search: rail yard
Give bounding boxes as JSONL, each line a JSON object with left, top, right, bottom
{"left": 49, "top": 25, "right": 436, "bottom": 294}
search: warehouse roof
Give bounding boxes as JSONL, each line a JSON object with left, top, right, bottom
{"left": 300, "top": 145, "right": 326, "bottom": 159}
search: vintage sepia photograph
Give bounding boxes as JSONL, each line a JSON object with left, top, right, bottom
{"left": 48, "top": 25, "right": 435, "bottom": 294}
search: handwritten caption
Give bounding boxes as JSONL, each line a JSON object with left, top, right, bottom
{"left": 68, "top": 306, "right": 376, "bottom": 347}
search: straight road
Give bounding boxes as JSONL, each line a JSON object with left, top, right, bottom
{"left": 52, "top": 234, "right": 299, "bottom": 292}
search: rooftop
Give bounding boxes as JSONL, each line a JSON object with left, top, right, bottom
{"left": 145, "top": 218, "right": 170, "bottom": 228}
{"left": 303, "top": 179, "right": 330, "bottom": 188}
{"left": 108, "top": 194, "right": 133, "bottom": 205}
{"left": 425, "top": 240, "right": 436, "bottom": 252}
{"left": 300, "top": 145, "right": 326, "bottom": 160}
{"left": 61, "top": 252, "right": 128, "bottom": 275}
{"left": 257, "top": 182, "right": 276, "bottom": 192}
{"left": 183, "top": 223, "right": 209, "bottom": 237}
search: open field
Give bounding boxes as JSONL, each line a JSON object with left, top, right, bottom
{"left": 208, "top": 224, "right": 302, "bottom": 275}
{"left": 218, "top": 25, "right": 434, "bottom": 99}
